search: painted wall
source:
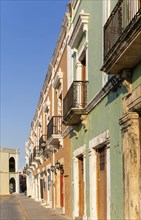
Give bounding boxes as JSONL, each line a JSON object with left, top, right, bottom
{"left": 0, "top": 147, "right": 19, "bottom": 195}
{"left": 69, "top": 0, "right": 126, "bottom": 219}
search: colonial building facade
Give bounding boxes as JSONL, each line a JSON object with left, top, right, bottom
{"left": 25, "top": 0, "right": 141, "bottom": 219}
{"left": 0, "top": 147, "right": 20, "bottom": 195}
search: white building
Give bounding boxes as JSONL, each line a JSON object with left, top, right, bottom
{"left": 0, "top": 147, "right": 20, "bottom": 194}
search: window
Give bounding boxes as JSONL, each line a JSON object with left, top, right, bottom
{"left": 98, "top": 147, "right": 106, "bottom": 170}
{"left": 9, "top": 157, "right": 15, "bottom": 172}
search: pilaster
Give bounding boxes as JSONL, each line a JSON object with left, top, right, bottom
{"left": 119, "top": 112, "right": 140, "bottom": 220}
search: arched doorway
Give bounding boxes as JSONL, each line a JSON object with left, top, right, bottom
{"left": 9, "top": 157, "right": 15, "bottom": 172}
{"left": 9, "top": 177, "right": 16, "bottom": 194}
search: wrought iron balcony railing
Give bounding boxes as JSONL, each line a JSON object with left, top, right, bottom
{"left": 104, "top": 0, "right": 141, "bottom": 59}
{"left": 47, "top": 116, "right": 62, "bottom": 140}
{"left": 33, "top": 146, "right": 40, "bottom": 159}
{"left": 63, "top": 81, "right": 88, "bottom": 125}
{"left": 102, "top": 0, "right": 141, "bottom": 73}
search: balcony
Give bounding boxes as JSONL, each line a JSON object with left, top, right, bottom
{"left": 43, "top": 148, "right": 51, "bottom": 159}
{"left": 39, "top": 134, "right": 47, "bottom": 149}
{"left": 47, "top": 116, "right": 62, "bottom": 145}
{"left": 63, "top": 81, "right": 88, "bottom": 125}
{"left": 33, "top": 146, "right": 41, "bottom": 161}
{"left": 101, "top": 0, "right": 141, "bottom": 74}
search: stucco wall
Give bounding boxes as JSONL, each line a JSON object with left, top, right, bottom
{"left": 0, "top": 147, "right": 19, "bottom": 195}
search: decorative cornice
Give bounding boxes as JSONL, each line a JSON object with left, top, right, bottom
{"left": 69, "top": 11, "right": 89, "bottom": 48}
{"left": 62, "top": 126, "right": 73, "bottom": 138}
{"left": 89, "top": 130, "right": 110, "bottom": 150}
{"left": 51, "top": 13, "right": 69, "bottom": 67}
{"left": 119, "top": 112, "right": 139, "bottom": 131}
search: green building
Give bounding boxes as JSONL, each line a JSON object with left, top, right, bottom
{"left": 63, "top": 0, "right": 141, "bottom": 219}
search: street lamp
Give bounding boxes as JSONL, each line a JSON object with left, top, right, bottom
{"left": 50, "top": 165, "right": 56, "bottom": 173}
{"left": 55, "top": 161, "right": 61, "bottom": 170}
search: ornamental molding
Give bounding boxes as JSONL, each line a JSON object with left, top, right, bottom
{"left": 73, "top": 144, "right": 86, "bottom": 158}
{"left": 127, "top": 84, "right": 141, "bottom": 113}
{"left": 62, "top": 126, "right": 73, "bottom": 138}
{"left": 89, "top": 130, "right": 110, "bottom": 151}
{"left": 119, "top": 112, "right": 139, "bottom": 132}
{"left": 52, "top": 68, "right": 63, "bottom": 89}
{"left": 80, "top": 115, "right": 88, "bottom": 132}
{"left": 42, "top": 99, "right": 50, "bottom": 113}
{"left": 37, "top": 118, "right": 42, "bottom": 127}
{"left": 69, "top": 11, "right": 89, "bottom": 48}
{"left": 122, "top": 84, "right": 141, "bottom": 114}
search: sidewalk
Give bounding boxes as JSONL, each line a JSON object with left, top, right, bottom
{"left": 17, "top": 194, "right": 71, "bottom": 220}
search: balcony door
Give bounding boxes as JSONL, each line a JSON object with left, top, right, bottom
{"left": 97, "top": 147, "right": 107, "bottom": 220}
{"left": 81, "top": 55, "right": 86, "bottom": 81}
{"left": 79, "top": 54, "right": 86, "bottom": 108}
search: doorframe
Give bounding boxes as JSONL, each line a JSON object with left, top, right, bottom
{"left": 73, "top": 144, "right": 86, "bottom": 219}
{"left": 89, "top": 130, "right": 110, "bottom": 220}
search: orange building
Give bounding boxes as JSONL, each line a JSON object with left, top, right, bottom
{"left": 25, "top": 11, "right": 72, "bottom": 218}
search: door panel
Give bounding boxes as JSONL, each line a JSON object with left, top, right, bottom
{"left": 40, "top": 179, "right": 44, "bottom": 199}
{"left": 78, "top": 156, "right": 84, "bottom": 217}
{"left": 60, "top": 171, "right": 63, "bottom": 207}
{"left": 97, "top": 147, "right": 107, "bottom": 220}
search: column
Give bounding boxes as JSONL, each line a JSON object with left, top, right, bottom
{"left": 76, "top": 61, "right": 82, "bottom": 80}
{"left": 26, "top": 175, "right": 29, "bottom": 196}
{"left": 32, "top": 176, "right": 35, "bottom": 199}
{"left": 120, "top": 112, "right": 140, "bottom": 220}
{"left": 35, "top": 176, "right": 38, "bottom": 201}
{"left": 38, "top": 174, "right": 41, "bottom": 201}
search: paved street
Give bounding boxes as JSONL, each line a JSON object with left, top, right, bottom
{"left": 0, "top": 195, "right": 26, "bottom": 220}
{"left": 0, "top": 195, "right": 71, "bottom": 220}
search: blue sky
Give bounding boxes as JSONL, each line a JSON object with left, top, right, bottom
{"left": 1, "top": 0, "right": 69, "bottom": 169}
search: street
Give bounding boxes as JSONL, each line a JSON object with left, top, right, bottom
{"left": 0, "top": 195, "right": 71, "bottom": 220}
{"left": 0, "top": 195, "right": 26, "bottom": 220}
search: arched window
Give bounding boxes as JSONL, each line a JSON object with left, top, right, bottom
{"left": 9, "top": 157, "right": 15, "bottom": 172}
{"left": 9, "top": 177, "right": 16, "bottom": 193}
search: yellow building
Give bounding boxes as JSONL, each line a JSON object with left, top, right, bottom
{"left": 0, "top": 147, "right": 20, "bottom": 195}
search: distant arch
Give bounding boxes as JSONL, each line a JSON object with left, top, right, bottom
{"left": 9, "top": 177, "right": 16, "bottom": 194}
{"left": 9, "top": 157, "right": 15, "bottom": 172}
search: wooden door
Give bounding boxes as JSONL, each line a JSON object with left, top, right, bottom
{"left": 60, "top": 171, "right": 64, "bottom": 207}
{"left": 78, "top": 156, "right": 84, "bottom": 217}
{"left": 97, "top": 147, "right": 107, "bottom": 220}
{"left": 138, "top": 0, "right": 141, "bottom": 8}
{"left": 40, "top": 179, "right": 44, "bottom": 199}
{"left": 139, "top": 115, "right": 141, "bottom": 187}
